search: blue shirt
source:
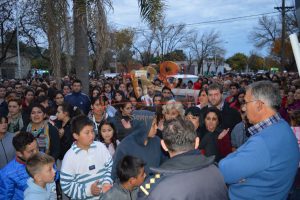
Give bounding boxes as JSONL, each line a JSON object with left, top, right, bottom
{"left": 24, "top": 178, "right": 56, "bottom": 200}
{"left": 219, "top": 118, "right": 300, "bottom": 200}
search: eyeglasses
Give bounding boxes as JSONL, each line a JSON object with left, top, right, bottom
{"left": 243, "top": 100, "right": 259, "bottom": 105}
{"left": 243, "top": 99, "right": 264, "bottom": 106}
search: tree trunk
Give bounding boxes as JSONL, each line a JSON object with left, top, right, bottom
{"left": 94, "top": 2, "right": 109, "bottom": 73}
{"left": 206, "top": 62, "right": 212, "bottom": 74}
{"left": 197, "top": 59, "right": 203, "bottom": 75}
{"left": 63, "top": 0, "right": 72, "bottom": 76}
{"left": 45, "top": 0, "right": 62, "bottom": 87}
{"left": 73, "top": 0, "right": 89, "bottom": 94}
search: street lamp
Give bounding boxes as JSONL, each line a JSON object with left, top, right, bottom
{"left": 15, "top": 0, "right": 22, "bottom": 79}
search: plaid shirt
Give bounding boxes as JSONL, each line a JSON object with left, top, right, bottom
{"left": 248, "top": 113, "right": 282, "bottom": 136}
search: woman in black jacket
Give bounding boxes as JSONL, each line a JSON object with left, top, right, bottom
{"left": 55, "top": 102, "right": 81, "bottom": 160}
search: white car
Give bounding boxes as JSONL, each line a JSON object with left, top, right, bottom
{"left": 167, "top": 74, "right": 199, "bottom": 84}
{"left": 103, "top": 73, "right": 120, "bottom": 78}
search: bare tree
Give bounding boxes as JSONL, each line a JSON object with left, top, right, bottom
{"left": 154, "top": 19, "right": 187, "bottom": 61}
{"left": 0, "top": 0, "right": 17, "bottom": 67}
{"left": 133, "top": 29, "right": 158, "bottom": 66}
{"left": 213, "top": 47, "right": 226, "bottom": 73}
{"left": 19, "top": 1, "right": 49, "bottom": 61}
{"left": 184, "top": 30, "right": 224, "bottom": 75}
{"left": 250, "top": 12, "right": 298, "bottom": 71}
{"left": 249, "top": 15, "right": 279, "bottom": 48}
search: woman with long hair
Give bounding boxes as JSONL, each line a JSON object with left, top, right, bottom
{"left": 200, "top": 107, "right": 229, "bottom": 162}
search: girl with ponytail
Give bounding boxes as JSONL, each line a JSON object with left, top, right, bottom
{"left": 55, "top": 102, "right": 82, "bottom": 160}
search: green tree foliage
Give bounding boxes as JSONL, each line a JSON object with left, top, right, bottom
{"left": 226, "top": 53, "right": 248, "bottom": 71}
{"left": 115, "top": 29, "right": 134, "bottom": 50}
{"left": 31, "top": 57, "right": 50, "bottom": 69}
{"left": 113, "top": 29, "right": 135, "bottom": 72}
{"left": 247, "top": 53, "right": 265, "bottom": 71}
{"left": 137, "top": 0, "right": 165, "bottom": 28}
{"left": 164, "top": 49, "right": 187, "bottom": 61}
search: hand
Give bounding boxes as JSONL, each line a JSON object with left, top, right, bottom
{"left": 218, "top": 128, "right": 229, "bottom": 140}
{"left": 58, "top": 129, "right": 64, "bottom": 138}
{"left": 49, "top": 120, "right": 55, "bottom": 126}
{"left": 102, "top": 183, "right": 112, "bottom": 193}
{"left": 121, "top": 119, "right": 131, "bottom": 129}
{"left": 91, "top": 180, "right": 101, "bottom": 196}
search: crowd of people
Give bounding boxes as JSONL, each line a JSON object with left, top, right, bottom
{"left": 0, "top": 71, "right": 299, "bottom": 200}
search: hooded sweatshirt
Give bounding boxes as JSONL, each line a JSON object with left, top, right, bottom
{"left": 112, "top": 110, "right": 165, "bottom": 180}
{"left": 24, "top": 178, "right": 56, "bottom": 200}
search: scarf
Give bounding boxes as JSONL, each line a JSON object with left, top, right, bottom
{"left": 26, "top": 121, "right": 50, "bottom": 154}
{"left": 8, "top": 113, "right": 24, "bottom": 134}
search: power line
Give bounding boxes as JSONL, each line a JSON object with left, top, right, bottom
{"left": 114, "top": 11, "right": 287, "bottom": 32}
{"left": 184, "top": 11, "right": 280, "bottom": 26}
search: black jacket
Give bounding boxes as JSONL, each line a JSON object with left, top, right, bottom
{"left": 219, "top": 103, "right": 242, "bottom": 131}
{"left": 55, "top": 120, "right": 73, "bottom": 160}
{"left": 108, "top": 111, "right": 134, "bottom": 141}
{"left": 138, "top": 150, "right": 228, "bottom": 200}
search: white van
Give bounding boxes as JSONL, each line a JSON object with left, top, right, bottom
{"left": 167, "top": 74, "right": 199, "bottom": 84}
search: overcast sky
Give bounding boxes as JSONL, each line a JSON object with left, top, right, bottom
{"left": 108, "top": 0, "right": 295, "bottom": 58}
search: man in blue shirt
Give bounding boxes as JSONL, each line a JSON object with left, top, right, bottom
{"left": 64, "top": 79, "right": 91, "bottom": 115}
{"left": 219, "top": 81, "right": 300, "bottom": 200}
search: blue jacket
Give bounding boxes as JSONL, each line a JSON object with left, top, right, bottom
{"left": 0, "top": 157, "right": 59, "bottom": 200}
{"left": 24, "top": 178, "right": 56, "bottom": 200}
{"left": 219, "top": 119, "right": 300, "bottom": 200}
{"left": 64, "top": 91, "right": 91, "bottom": 115}
{"left": 0, "top": 158, "right": 29, "bottom": 200}
{"left": 112, "top": 110, "right": 165, "bottom": 180}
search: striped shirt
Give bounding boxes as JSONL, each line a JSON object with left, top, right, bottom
{"left": 60, "top": 141, "right": 113, "bottom": 199}
{"left": 248, "top": 113, "right": 282, "bottom": 136}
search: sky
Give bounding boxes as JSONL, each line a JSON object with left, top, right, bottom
{"left": 107, "top": 0, "right": 295, "bottom": 58}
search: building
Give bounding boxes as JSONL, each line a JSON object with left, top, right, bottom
{"left": 175, "top": 61, "right": 230, "bottom": 75}
{"left": 0, "top": 50, "right": 31, "bottom": 79}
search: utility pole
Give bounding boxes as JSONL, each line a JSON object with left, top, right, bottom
{"left": 275, "top": 1, "right": 294, "bottom": 71}
{"left": 16, "top": 0, "right": 21, "bottom": 79}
